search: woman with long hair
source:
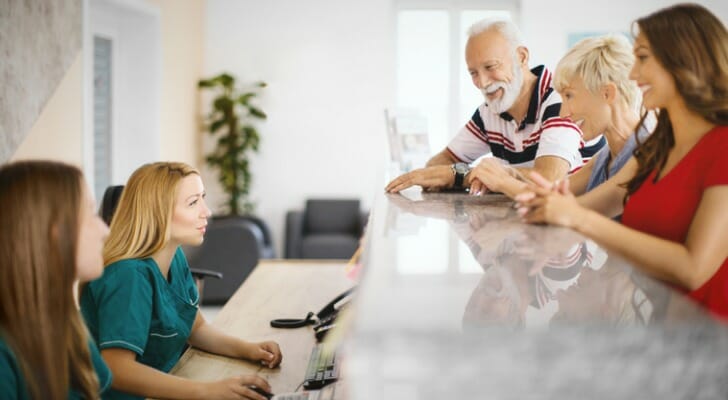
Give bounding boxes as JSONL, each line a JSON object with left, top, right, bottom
{"left": 80, "top": 162, "right": 281, "bottom": 400}
{"left": 517, "top": 3, "right": 728, "bottom": 318}
{"left": 0, "top": 161, "right": 111, "bottom": 399}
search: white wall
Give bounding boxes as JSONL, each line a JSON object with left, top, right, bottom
{"left": 147, "top": 0, "right": 205, "bottom": 168}
{"left": 521, "top": 0, "right": 728, "bottom": 72}
{"left": 204, "top": 0, "right": 397, "bottom": 256}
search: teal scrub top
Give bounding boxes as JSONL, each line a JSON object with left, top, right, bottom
{"left": 0, "top": 334, "right": 112, "bottom": 399}
{"left": 80, "top": 247, "right": 199, "bottom": 400}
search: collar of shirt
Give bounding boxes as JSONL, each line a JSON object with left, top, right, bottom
{"left": 498, "top": 65, "right": 550, "bottom": 130}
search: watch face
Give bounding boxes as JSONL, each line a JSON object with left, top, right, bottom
{"left": 454, "top": 163, "right": 470, "bottom": 174}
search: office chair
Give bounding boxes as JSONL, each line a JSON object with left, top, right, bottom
{"left": 182, "top": 216, "right": 264, "bottom": 305}
{"left": 236, "top": 214, "right": 276, "bottom": 259}
{"left": 285, "top": 199, "right": 367, "bottom": 259}
{"left": 99, "top": 185, "right": 223, "bottom": 299}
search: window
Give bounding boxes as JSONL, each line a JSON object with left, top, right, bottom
{"left": 395, "top": 3, "right": 516, "bottom": 275}
{"left": 396, "top": 6, "right": 515, "bottom": 150}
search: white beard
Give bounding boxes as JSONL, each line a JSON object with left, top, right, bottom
{"left": 482, "top": 61, "right": 523, "bottom": 114}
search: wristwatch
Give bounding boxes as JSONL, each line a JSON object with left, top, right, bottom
{"left": 451, "top": 162, "right": 471, "bottom": 189}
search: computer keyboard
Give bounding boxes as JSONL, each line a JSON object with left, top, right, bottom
{"left": 302, "top": 343, "right": 340, "bottom": 390}
{"left": 272, "top": 392, "right": 322, "bottom": 400}
{"left": 271, "top": 382, "right": 339, "bottom": 400}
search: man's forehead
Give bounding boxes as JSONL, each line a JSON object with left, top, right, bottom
{"left": 467, "top": 30, "right": 512, "bottom": 58}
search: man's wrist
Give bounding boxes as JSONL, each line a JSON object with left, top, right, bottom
{"left": 451, "top": 163, "right": 471, "bottom": 188}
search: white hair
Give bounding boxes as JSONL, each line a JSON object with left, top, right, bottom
{"left": 467, "top": 19, "right": 524, "bottom": 51}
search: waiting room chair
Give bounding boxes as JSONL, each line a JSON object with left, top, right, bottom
{"left": 285, "top": 199, "right": 367, "bottom": 259}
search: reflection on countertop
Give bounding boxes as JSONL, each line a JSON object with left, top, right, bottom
{"left": 344, "top": 190, "right": 728, "bottom": 399}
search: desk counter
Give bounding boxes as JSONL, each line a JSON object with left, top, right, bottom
{"left": 344, "top": 190, "right": 728, "bottom": 399}
{"left": 171, "top": 261, "right": 353, "bottom": 393}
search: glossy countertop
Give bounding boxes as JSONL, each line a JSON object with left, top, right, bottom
{"left": 343, "top": 189, "right": 728, "bottom": 399}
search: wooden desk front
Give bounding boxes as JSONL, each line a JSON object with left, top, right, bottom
{"left": 170, "top": 260, "right": 354, "bottom": 393}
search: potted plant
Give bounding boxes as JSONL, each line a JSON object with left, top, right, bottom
{"left": 191, "top": 73, "right": 275, "bottom": 291}
{"left": 198, "top": 72, "right": 266, "bottom": 215}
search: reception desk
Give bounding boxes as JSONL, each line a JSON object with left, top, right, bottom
{"left": 170, "top": 261, "right": 354, "bottom": 393}
{"left": 173, "top": 190, "right": 728, "bottom": 399}
{"left": 344, "top": 189, "right": 728, "bottom": 399}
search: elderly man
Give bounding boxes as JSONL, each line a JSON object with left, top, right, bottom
{"left": 386, "top": 19, "right": 605, "bottom": 195}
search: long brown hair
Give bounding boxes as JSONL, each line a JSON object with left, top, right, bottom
{"left": 625, "top": 3, "right": 728, "bottom": 197}
{"left": 0, "top": 161, "right": 99, "bottom": 399}
{"left": 103, "top": 162, "right": 199, "bottom": 266}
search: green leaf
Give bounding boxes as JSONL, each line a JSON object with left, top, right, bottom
{"left": 217, "top": 73, "right": 235, "bottom": 88}
{"left": 248, "top": 107, "right": 267, "bottom": 119}
{"left": 213, "top": 96, "right": 233, "bottom": 112}
{"left": 237, "top": 93, "right": 256, "bottom": 105}
{"left": 210, "top": 119, "right": 226, "bottom": 133}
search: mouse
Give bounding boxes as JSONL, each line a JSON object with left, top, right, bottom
{"left": 249, "top": 386, "right": 274, "bottom": 399}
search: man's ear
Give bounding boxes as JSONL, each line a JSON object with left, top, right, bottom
{"left": 602, "top": 83, "right": 618, "bottom": 104}
{"left": 516, "top": 46, "right": 529, "bottom": 66}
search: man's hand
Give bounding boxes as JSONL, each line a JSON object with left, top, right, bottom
{"left": 468, "top": 158, "right": 515, "bottom": 194}
{"left": 385, "top": 165, "right": 453, "bottom": 193}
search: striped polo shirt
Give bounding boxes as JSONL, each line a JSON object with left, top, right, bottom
{"left": 447, "top": 65, "right": 605, "bottom": 171}
{"left": 530, "top": 241, "right": 594, "bottom": 309}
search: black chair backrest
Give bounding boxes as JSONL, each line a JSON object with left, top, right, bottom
{"left": 100, "top": 185, "right": 125, "bottom": 225}
{"left": 304, "top": 199, "right": 361, "bottom": 234}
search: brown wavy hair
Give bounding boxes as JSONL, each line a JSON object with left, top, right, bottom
{"left": 625, "top": 3, "right": 728, "bottom": 198}
{"left": 0, "top": 161, "right": 99, "bottom": 399}
{"left": 103, "top": 162, "right": 199, "bottom": 266}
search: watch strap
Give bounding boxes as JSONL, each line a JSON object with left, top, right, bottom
{"left": 454, "top": 169, "right": 465, "bottom": 188}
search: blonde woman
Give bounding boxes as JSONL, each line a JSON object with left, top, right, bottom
{"left": 80, "top": 162, "right": 281, "bottom": 400}
{"left": 552, "top": 34, "right": 648, "bottom": 195}
{"left": 0, "top": 161, "right": 111, "bottom": 399}
{"left": 468, "top": 34, "right": 646, "bottom": 198}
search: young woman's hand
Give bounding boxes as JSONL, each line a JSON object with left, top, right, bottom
{"left": 243, "top": 341, "right": 282, "bottom": 368}
{"left": 515, "top": 172, "right": 587, "bottom": 229}
{"left": 200, "top": 374, "right": 271, "bottom": 400}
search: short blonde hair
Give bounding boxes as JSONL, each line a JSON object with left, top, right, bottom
{"left": 554, "top": 34, "right": 639, "bottom": 109}
{"left": 103, "top": 162, "right": 199, "bottom": 266}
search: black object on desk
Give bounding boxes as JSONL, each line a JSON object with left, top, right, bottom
{"left": 250, "top": 386, "right": 273, "bottom": 399}
{"left": 302, "top": 344, "right": 340, "bottom": 390}
{"left": 270, "top": 287, "right": 355, "bottom": 340}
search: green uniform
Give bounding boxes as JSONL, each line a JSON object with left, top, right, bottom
{"left": 0, "top": 334, "right": 112, "bottom": 399}
{"left": 80, "top": 247, "right": 199, "bottom": 400}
